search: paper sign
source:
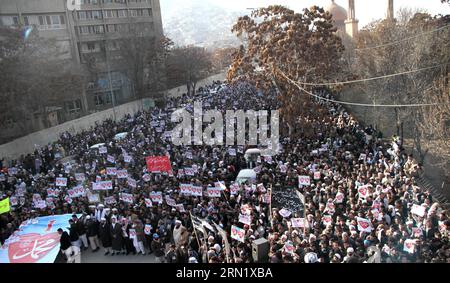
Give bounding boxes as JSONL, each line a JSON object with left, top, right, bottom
{"left": 55, "top": 177, "right": 67, "bottom": 187}
{"left": 403, "top": 239, "right": 416, "bottom": 254}
{"left": 92, "top": 181, "right": 113, "bottom": 191}
{"left": 88, "top": 193, "right": 100, "bottom": 203}
{"left": 207, "top": 187, "right": 221, "bottom": 198}
{"left": 322, "top": 215, "right": 333, "bottom": 226}
{"left": 144, "top": 224, "right": 152, "bottom": 235}
{"left": 231, "top": 225, "right": 245, "bottom": 243}
{"left": 8, "top": 168, "right": 18, "bottom": 176}
{"left": 280, "top": 165, "right": 287, "bottom": 173}
{"left": 142, "top": 174, "right": 151, "bottom": 182}
{"left": 117, "top": 170, "right": 128, "bottom": 179}
{"left": 238, "top": 214, "right": 252, "bottom": 225}
{"left": 107, "top": 155, "right": 115, "bottom": 164}
{"left": 356, "top": 217, "right": 373, "bottom": 232}
{"left": 279, "top": 208, "right": 292, "bottom": 218}
{"left": 228, "top": 148, "right": 236, "bottom": 156}
{"left": 129, "top": 229, "right": 136, "bottom": 239}
{"left": 298, "top": 176, "right": 311, "bottom": 186}
{"left": 146, "top": 156, "right": 172, "bottom": 173}
{"left": 335, "top": 192, "right": 344, "bottom": 204}
{"left": 104, "top": 196, "right": 117, "bottom": 205}
{"left": 150, "top": 192, "right": 163, "bottom": 204}
{"left": 190, "top": 186, "right": 203, "bottom": 197}
{"left": 120, "top": 193, "right": 133, "bottom": 204}
{"left": 314, "top": 171, "right": 321, "bottom": 180}
{"left": 291, "top": 218, "right": 308, "bottom": 228}
{"left": 106, "top": 167, "right": 117, "bottom": 176}
{"left": 184, "top": 167, "right": 195, "bottom": 176}
{"left": 214, "top": 181, "right": 226, "bottom": 191}
{"left": 358, "top": 185, "right": 369, "bottom": 199}
{"left": 180, "top": 184, "right": 192, "bottom": 196}
{"left": 127, "top": 178, "right": 137, "bottom": 188}
{"left": 99, "top": 146, "right": 107, "bottom": 154}
{"left": 144, "top": 198, "right": 153, "bottom": 208}
{"left": 230, "top": 183, "right": 240, "bottom": 195}
{"left": 411, "top": 204, "right": 426, "bottom": 217}
{"left": 124, "top": 155, "right": 132, "bottom": 163}
{"left": 75, "top": 173, "right": 85, "bottom": 182}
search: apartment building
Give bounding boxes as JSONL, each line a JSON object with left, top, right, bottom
{"left": 0, "top": 0, "right": 163, "bottom": 124}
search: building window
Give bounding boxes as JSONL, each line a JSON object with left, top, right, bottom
{"left": 12, "top": 16, "right": 19, "bottom": 25}
{"left": 94, "top": 93, "right": 104, "bottom": 106}
{"left": 94, "top": 25, "right": 104, "bottom": 33}
{"left": 23, "top": 16, "right": 29, "bottom": 26}
{"left": 51, "top": 15, "right": 60, "bottom": 25}
{"left": 60, "top": 15, "right": 66, "bottom": 25}
{"left": 118, "top": 10, "right": 127, "bottom": 18}
{"left": 104, "top": 10, "right": 118, "bottom": 18}
{"left": 65, "top": 100, "right": 82, "bottom": 114}
{"left": 39, "top": 16, "right": 44, "bottom": 25}
{"left": 92, "top": 11, "right": 102, "bottom": 19}
{"left": 87, "top": 42, "right": 96, "bottom": 51}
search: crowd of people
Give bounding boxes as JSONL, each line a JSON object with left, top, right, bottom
{"left": 0, "top": 79, "right": 448, "bottom": 263}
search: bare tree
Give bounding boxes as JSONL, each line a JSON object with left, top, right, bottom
{"left": 166, "top": 46, "right": 212, "bottom": 95}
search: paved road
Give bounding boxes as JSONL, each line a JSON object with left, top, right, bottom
{"left": 81, "top": 248, "right": 157, "bottom": 263}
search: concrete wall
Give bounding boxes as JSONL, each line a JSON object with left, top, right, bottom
{"left": 0, "top": 72, "right": 226, "bottom": 161}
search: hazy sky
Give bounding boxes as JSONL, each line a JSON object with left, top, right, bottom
{"left": 161, "top": 0, "right": 450, "bottom": 29}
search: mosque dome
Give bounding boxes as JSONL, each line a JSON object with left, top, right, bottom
{"left": 325, "top": 0, "right": 348, "bottom": 23}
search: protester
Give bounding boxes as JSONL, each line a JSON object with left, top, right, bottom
{"left": 0, "top": 80, "right": 448, "bottom": 264}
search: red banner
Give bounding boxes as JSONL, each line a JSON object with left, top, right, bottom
{"left": 146, "top": 156, "right": 172, "bottom": 173}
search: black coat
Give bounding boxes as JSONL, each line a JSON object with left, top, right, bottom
{"left": 60, "top": 231, "right": 71, "bottom": 250}
{"left": 99, "top": 222, "right": 112, "bottom": 247}
{"left": 110, "top": 223, "right": 123, "bottom": 251}
{"left": 87, "top": 220, "right": 99, "bottom": 237}
{"left": 69, "top": 224, "right": 79, "bottom": 242}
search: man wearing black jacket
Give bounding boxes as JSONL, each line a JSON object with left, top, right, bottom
{"left": 58, "top": 228, "right": 72, "bottom": 260}
{"left": 86, "top": 216, "right": 100, "bottom": 252}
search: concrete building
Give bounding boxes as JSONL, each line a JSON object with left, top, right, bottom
{"left": 0, "top": 0, "right": 164, "bottom": 126}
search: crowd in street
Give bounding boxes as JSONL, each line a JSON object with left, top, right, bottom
{"left": 0, "top": 79, "right": 448, "bottom": 263}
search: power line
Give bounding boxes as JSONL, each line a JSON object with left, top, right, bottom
{"left": 278, "top": 69, "right": 447, "bottom": 108}
{"left": 292, "top": 64, "right": 445, "bottom": 87}
{"left": 355, "top": 24, "right": 450, "bottom": 52}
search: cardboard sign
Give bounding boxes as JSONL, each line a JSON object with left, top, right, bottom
{"left": 150, "top": 192, "right": 163, "bottom": 204}
{"left": 231, "top": 225, "right": 245, "bottom": 243}
{"left": 207, "top": 187, "right": 221, "bottom": 198}
{"left": 238, "top": 214, "right": 252, "bottom": 225}
{"left": 144, "top": 198, "right": 153, "bottom": 208}
{"left": 120, "top": 193, "right": 133, "bottom": 204}
{"left": 106, "top": 167, "right": 117, "bottom": 176}
{"left": 117, "top": 170, "right": 128, "bottom": 179}
{"left": 55, "top": 177, "right": 67, "bottom": 187}
{"left": 145, "top": 156, "right": 172, "bottom": 173}
{"left": 92, "top": 181, "right": 113, "bottom": 191}
{"left": 298, "top": 176, "right": 311, "bottom": 186}
{"left": 356, "top": 217, "right": 373, "bottom": 232}
{"left": 75, "top": 173, "right": 85, "bottom": 182}
{"left": 411, "top": 204, "right": 426, "bottom": 217}
{"left": 104, "top": 196, "right": 117, "bottom": 205}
